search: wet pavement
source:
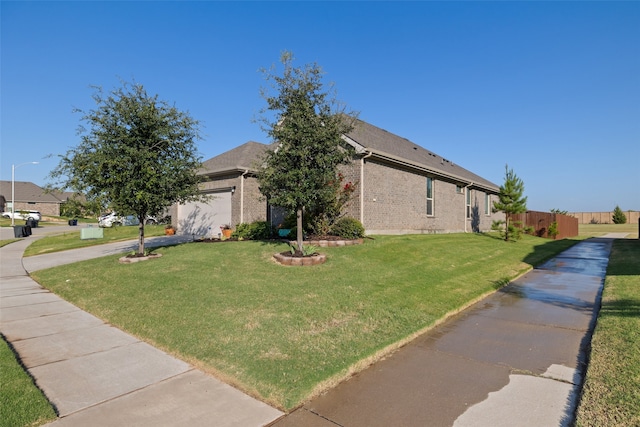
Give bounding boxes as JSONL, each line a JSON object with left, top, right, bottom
{"left": 270, "top": 237, "right": 614, "bottom": 427}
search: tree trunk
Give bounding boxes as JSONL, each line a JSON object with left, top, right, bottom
{"left": 138, "top": 217, "right": 145, "bottom": 255}
{"left": 296, "top": 207, "right": 304, "bottom": 253}
{"left": 504, "top": 213, "right": 510, "bottom": 242}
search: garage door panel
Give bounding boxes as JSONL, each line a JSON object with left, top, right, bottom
{"left": 178, "top": 192, "right": 231, "bottom": 237}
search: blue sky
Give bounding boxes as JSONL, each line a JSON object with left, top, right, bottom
{"left": 2, "top": 1, "right": 638, "bottom": 213}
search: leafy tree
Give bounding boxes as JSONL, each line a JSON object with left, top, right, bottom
{"left": 492, "top": 164, "right": 527, "bottom": 241}
{"left": 49, "top": 81, "right": 205, "bottom": 255}
{"left": 612, "top": 205, "right": 627, "bottom": 224}
{"left": 257, "top": 52, "right": 357, "bottom": 252}
{"left": 550, "top": 208, "right": 568, "bottom": 215}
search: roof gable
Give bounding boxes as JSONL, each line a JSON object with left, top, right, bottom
{"left": 200, "top": 141, "right": 272, "bottom": 176}
{"left": 0, "top": 181, "right": 63, "bottom": 203}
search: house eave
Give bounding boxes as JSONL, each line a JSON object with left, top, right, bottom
{"left": 358, "top": 148, "right": 499, "bottom": 193}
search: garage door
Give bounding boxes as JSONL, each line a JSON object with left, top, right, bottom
{"left": 177, "top": 191, "right": 232, "bottom": 238}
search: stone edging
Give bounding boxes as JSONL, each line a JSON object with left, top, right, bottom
{"left": 289, "top": 238, "right": 364, "bottom": 247}
{"left": 273, "top": 252, "right": 327, "bottom": 266}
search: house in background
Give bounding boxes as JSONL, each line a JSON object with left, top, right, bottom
{"left": 0, "top": 180, "right": 63, "bottom": 217}
{"left": 173, "top": 119, "right": 503, "bottom": 236}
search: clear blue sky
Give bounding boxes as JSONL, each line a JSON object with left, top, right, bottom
{"left": 2, "top": 1, "right": 638, "bottom": 213}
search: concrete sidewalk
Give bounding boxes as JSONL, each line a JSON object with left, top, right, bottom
{"left": 271, "top": 236, "right": 619, "bottom": 427}
{"left": 0, "top": 229, "right": 282, "bottom": 426}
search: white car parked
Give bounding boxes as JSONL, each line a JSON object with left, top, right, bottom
{"left": 1, "top": 210, "right": 41, "bottom": 221}
{"left": 98, "top": 212, "right": 140, "bottom": 227}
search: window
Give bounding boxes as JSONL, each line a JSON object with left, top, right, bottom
{"left": 485, "top": 193, "right": 490, "bottom": 215}
{"left": 426, "top": 177, "right": 434, "bottom": 216}
{"left": 456, "top": 185, "right": 464, "bottom": 194}
{"left": 466, "top": 188, "right": 471, "bottom": 219}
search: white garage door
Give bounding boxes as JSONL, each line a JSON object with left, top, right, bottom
{"left": 177, "top": 191, "right": 232, "bottom": 238}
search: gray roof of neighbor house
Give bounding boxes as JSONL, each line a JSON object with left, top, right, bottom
{"left": 0, "top": 180, "right": 63, "bottom": 204}
{"left": 343, "top": 119, "right": 499, "bottom": 192}
{"left": 200, "top": 141, "right": 272, "bottom": 177}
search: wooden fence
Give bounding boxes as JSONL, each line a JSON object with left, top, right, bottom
{"left": 511, "top": 211, "right": 578, "bottom": 239}
{"left": 569, "top": 211, "right": 639, "bottom": 224}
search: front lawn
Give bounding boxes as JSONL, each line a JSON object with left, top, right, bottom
{"left": 575, "top": 239, "right": 640, "bottom": 426}
{"left": 23, "top": 225, "right": 167, "bottom": 256}
{"left": 31, "top": 233, "right": 578, "bottom": 410}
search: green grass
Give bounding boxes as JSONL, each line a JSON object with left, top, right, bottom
{"left": 31, "top": 233, "right": 579, "bottom": 410}
{"left": 0, "top": 239, "right": 21, "bottom": 248}
{"left": 579, "top": 223, "right": 638, "bottom": 239}
{"left": 23, "top": 225, "right": 167, "bottom": 257}
{"left": 0, "top": 337, "right": 57, "bottom": 427}
{"left": 575, "top": 239, "right": 640, "bottom": 427}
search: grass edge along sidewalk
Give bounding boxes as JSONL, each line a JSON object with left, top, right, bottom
{"left": 574, "top": 238, "right": 640, "bottom": 427}
{"left": 29, "top": 233, "right": 578, "bottom": 412}
{"left": 0, "top": 337, "right": 57, "bottom": 427}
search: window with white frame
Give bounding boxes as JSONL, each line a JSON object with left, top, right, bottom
{"left": 466, "top": 188, "right": 471, "bottom": 219}
{"left": 426, "top": 177, "right": 434, "bottom": 216}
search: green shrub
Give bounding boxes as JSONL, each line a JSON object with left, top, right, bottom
{"left": 330, "top": 217, "right": 365, "bottom": 239}
{"left": 232, "top": 221, "right": 273, "bottom": 240}
{"left": 612, "top": 205, "right": 627, "bottom": 224}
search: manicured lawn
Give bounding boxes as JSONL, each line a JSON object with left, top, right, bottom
{"left": 31, "top": 233, "right": 579, "bottom": 410}
{"left": 23, "top": 225, "right": 167, "bottom": 257}
{"left": 0, "top": 338, "right": 57, "bottom": 427}
{"left": 575, "top": 239, "right": 640, "bottom": 427}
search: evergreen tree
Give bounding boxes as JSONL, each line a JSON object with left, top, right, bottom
{"left": 49, "top": 81, "right": 205, "bottom": 255}
{"left": 612, "top": 205, "right": 627, "bottom": 224}
{"left": 257, "top": 52, "right": 357, "bottom": 252}
{"left": 493, "top": 164, "right": 527, "bottom": 241}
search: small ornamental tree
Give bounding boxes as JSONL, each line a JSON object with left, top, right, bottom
{"left": 49, "top": 81, "right": 206, "bottom": 255}
{"left": 492, "top": 164, "right": 528, "bottom": 241}
{"left": 612, "top": 205, "right": 627, "bottom": 224}
{"left": 257, "top": 52, "right": 357, "bottom": 253}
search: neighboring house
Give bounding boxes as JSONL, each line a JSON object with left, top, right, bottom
{"left": 174, "top": 119, "right": 503, "bottom": 236}
{"left": 0, "top": 180, "right": 63, "bottom": 217}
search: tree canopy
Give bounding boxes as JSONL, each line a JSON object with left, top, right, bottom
{"left": 49, "top": 81, "right": 205, "bottom": 254}
{"left": 493, "top": 164, "right": 527, "bottom": 241}
{"left": 257, "top": 51, "right": 357, "bottom": 251}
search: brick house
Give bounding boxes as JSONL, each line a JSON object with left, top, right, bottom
{"left": 0, "top": 180, "right": 63, "bottom": 217}
{"left": 173, "top": 119, "right": 503, "bottom": 236}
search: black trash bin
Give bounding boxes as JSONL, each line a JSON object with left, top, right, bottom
{"left": 13, "top": 226, "right": 27, "bottom": 238}
{"left": 68, "top": 219, "right": 78, "bottom": 226}
{"left": 26, "top": 218, "right": 38, "bottom": 228}
{"left": 24, "top": 225, "right": 32, "bottom": 236}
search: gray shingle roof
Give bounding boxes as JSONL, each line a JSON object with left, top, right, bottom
{"left": 200, "top": 141, "right": 272, "bottom": 176}
{"left": 0, "top": 181, "right": 62, "bottom": 203}
{"left": 199, "top": 120, "right": 498, "bottom": 192}
{"left": 344, "top": 119, "right": 499, "bottom": 191}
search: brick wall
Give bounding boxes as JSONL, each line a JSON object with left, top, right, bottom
{"left": 11, "top": 202, "right": 60, "bottom": 217}
{"left": 358, "top": 159, "right": 502, "bottom": 234}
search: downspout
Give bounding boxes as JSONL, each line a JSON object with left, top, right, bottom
{"left": 240, "top": 170, "right": 248, "bottom": 224}
{"left": 360, "top": 151, "right": 373, "bottom": 225}
{"left": 464, "top": 182, "right": 473, "bottom": 233}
